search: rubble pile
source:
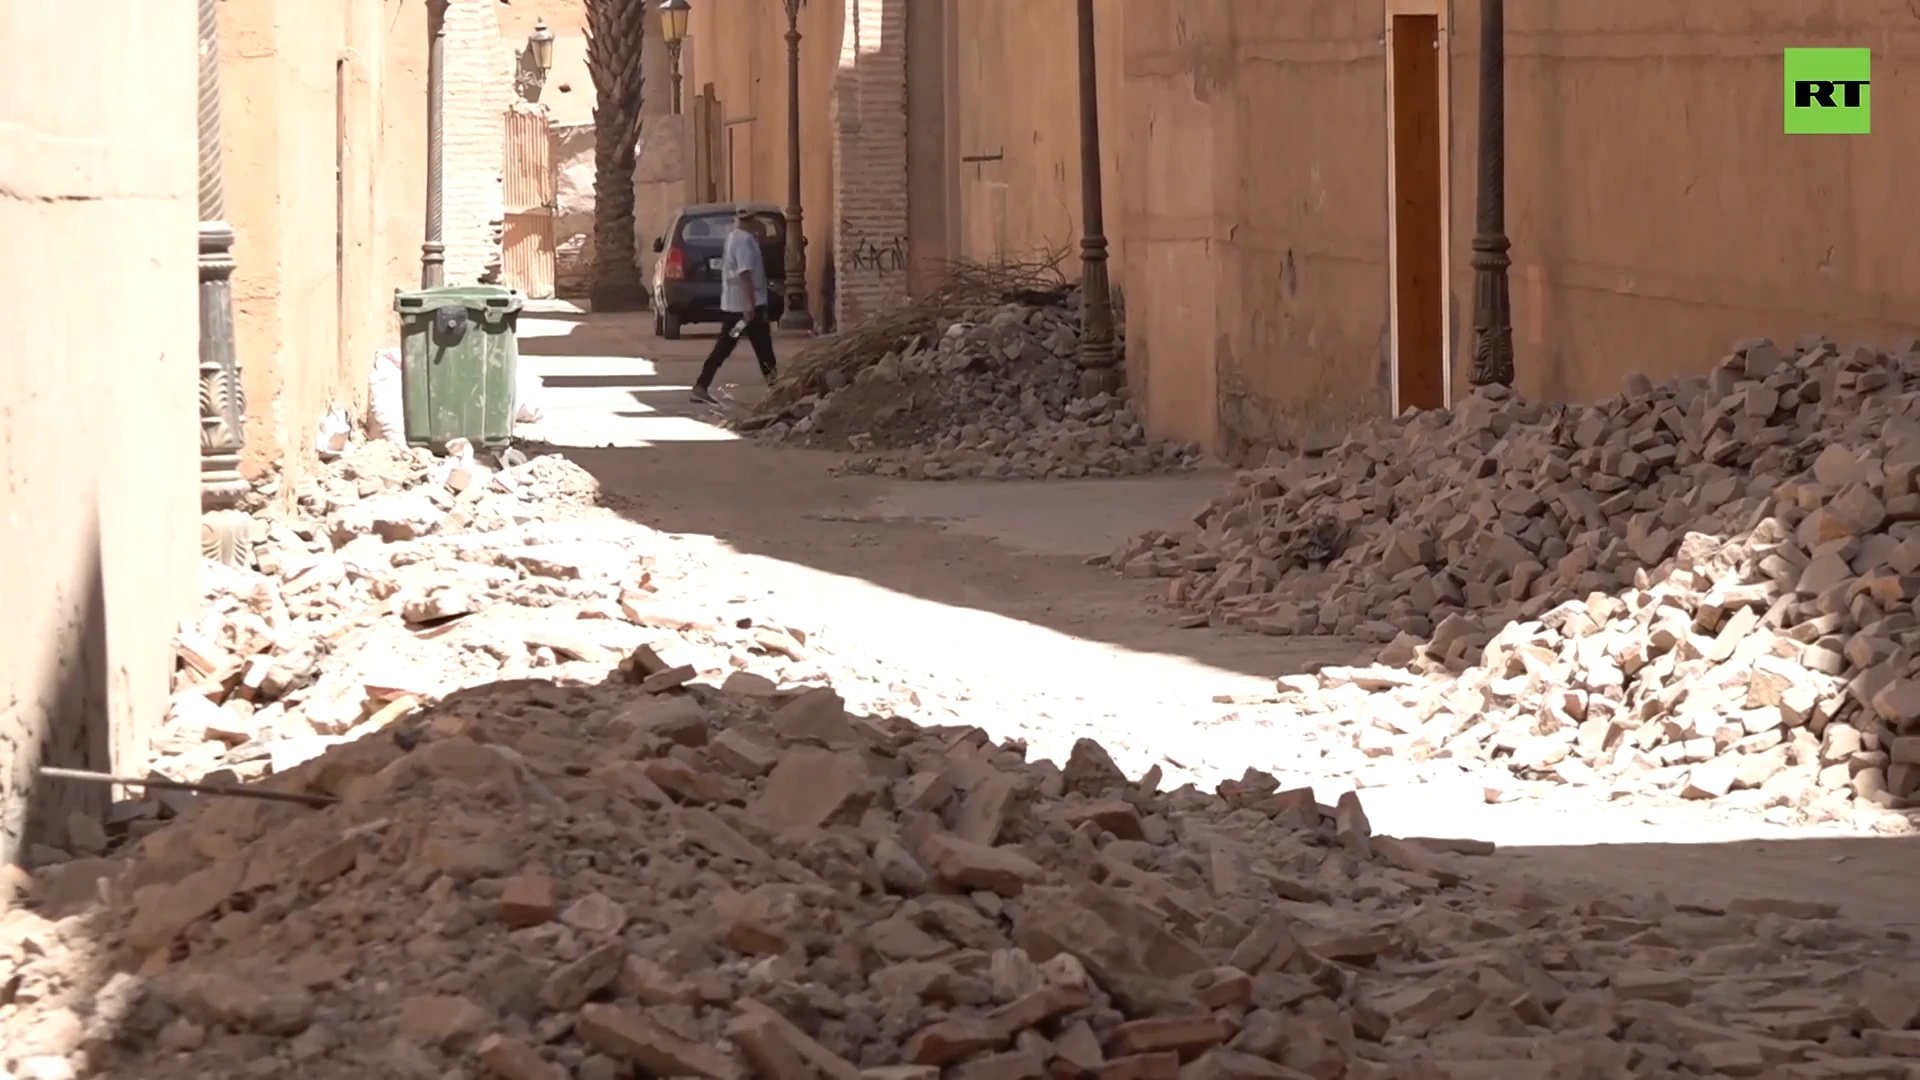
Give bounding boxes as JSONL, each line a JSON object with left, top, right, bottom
{"left": 748, "top": 292, "right": 1205, "bottom": 481}
{"left": 127, "top": 439, "right": 852, "bottom": 836}
{"left": 9, "top": 671, "right": 1920, "bottom": 1079}
{"left": 1108, "top": 338, "right": 1920, "bottom": 824}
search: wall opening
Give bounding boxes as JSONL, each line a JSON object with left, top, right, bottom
{"left": 1388, "top": 13, "right": 1446, "bottom": 412}
{"left": 723, "top": 116, "right": 756, "bottom": 203}
{"left": 691, "top": 84, "right": 722, "bottom": 203}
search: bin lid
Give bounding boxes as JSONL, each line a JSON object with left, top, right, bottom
{"left": 394, "top": 285, "right": 525, "bottom": 314}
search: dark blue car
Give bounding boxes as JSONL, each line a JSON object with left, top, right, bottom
{"left": 649, "top": 202, "right": 787, "bottom": 339}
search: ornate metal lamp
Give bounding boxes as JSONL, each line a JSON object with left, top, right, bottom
{"left": 659, "top": 0, "right": 690, "bottom": 114}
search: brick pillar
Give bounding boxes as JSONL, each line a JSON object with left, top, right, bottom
{"left": 831, "top": 0, "right": 910, "bottom": 329}
{"left": 442, "top": 0, "right": 511, "bottom": 285}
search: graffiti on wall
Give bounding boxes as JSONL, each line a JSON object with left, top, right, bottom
{"left": 845, "top": 234, "right": 908, "bottom": 275}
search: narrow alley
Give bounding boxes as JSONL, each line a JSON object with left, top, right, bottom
{"left": 5, "top": 298, "right": 1920, "bottom": 1076}
{"left": 13, "top": 0, "right": 1920, "bottom": 1077}
{"left": 34, "top": 299, "right": 1920, "bottom": 1079}
{"left": 511, "top": 307, "right": 1920, "bottom": 909}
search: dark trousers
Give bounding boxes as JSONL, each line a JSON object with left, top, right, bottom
{"left": 695, "top": 308, "right": 778, "bottom": 390}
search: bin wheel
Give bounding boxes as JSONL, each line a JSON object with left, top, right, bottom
{"left": 499, "top": 447, "right": 529, "bottom": 469}
{"left": 661, "top": 311, "right": 683, "bottom": 340}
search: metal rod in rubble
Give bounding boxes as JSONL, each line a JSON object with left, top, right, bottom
{"left": 37, "top": 767, "right": 338, "bottom": 810}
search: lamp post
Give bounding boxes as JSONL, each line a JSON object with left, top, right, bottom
{"left": 659, "top": 0, "right": 690, "bottom": 114}
{"left": 530, "top": 19, "right": 556, "bottom": 80}
{"left": 422, "top": 0, "right": 449, "bottom": 289}
{"left": 530, "top": 20, "right": 555, "bottom": 73}
{"left": 777, "top": 0, "right": 814, "bottom": 332}
{"left": 198, "top": 0, "right": 249, "bottom": 566}
{"left": 1073, "top": 0, "right": 1118, "bottom": 397}
{"left": 517, "top": 20, "right": 556, "bottom": 100}
{"left": 1468, "top": 0, "right": 1514, "bottom": 387}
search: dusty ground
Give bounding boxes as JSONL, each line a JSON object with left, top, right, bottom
{"left": 514, "top": 307, "right": 1920, "bottom": 932}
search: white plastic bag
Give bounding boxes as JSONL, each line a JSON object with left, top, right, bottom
{"left": 514, "top": 369, "right": 544, "bottom": 423}
{"left": 367, "top": 347, "right": 405, "bottom": 443}
{"left": 314, "top": 407, "right": 351, "bottom": 458}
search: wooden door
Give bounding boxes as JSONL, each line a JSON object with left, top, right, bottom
{"left": 691, "top": 84, "right": 724, "bottom": 204}
{"left": 502, "top": 108, "right": 557, "bottom": 299}
{"left": 1388, "top": 13, "right": 1446, "bottom": 411}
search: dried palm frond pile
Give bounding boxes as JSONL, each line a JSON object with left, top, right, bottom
{"left": 755, "top": 254, "right": 1069, "bottom": 413}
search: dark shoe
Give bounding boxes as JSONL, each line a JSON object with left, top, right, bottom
{"left": 689, "top": 386, "right": 717, "bottom": 404}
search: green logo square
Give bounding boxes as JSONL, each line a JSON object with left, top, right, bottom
{"left": 1785, "top": 48, "right": 1871, "bottom": 134}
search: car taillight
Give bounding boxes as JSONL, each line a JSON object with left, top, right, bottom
{"left": 664, "top": 245, "right": 685, "bottom": 281}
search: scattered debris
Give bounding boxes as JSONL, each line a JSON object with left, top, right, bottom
{"left": 744, "top": 288, "right": 1205, "bottom": 481}
{"left": 10, "top": 339, "right": 1920, "bottom": 1078}
{"left": 8, "top": 674, "right": 1918, "bottom": 1078}
{"left": 1107, "top": 337, "right": 1920, "bottom": 826}
{"left": 756, "top": 257, "right": 1071, "bottom": 410}
{"left": 82, "top": 437, "right": 885, "bottom": 863}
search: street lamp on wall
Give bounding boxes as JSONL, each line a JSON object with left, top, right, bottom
{"left": 777, "top": 0, "right": 814, "bottom": 332}
{"left": 530, "top": 20, "right": 556, "bottom": 74}
{"left": 517, "top": 19, "right": 556, "bottom": 99}
{"left": 659, "top": 0, "right": 690, "bottom": 115}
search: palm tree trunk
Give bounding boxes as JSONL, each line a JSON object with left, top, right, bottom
{"left": 586, "top": 0, "right": 647, "bottom": 312}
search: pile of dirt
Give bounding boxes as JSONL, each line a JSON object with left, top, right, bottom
{"left": 745, "top": 291, "right": 1205, "bottom": 482}
{"left": 1107, "top": 337, "right": 1920, "bottom": 826}
{"left": 9, "top": 668, "right": 1920, "bottom": 1078}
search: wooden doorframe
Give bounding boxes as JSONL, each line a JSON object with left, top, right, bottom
{"left": 1384, "top": 0, "right": 1453, "bottom": 412}
{"left": 722, "top": 113, "right": 756, "bottom": 201}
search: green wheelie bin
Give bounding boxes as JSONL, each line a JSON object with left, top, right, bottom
{"left": 393, "top": 285, "right": 525, "bottom": 453}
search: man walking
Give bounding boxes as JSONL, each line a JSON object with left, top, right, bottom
{"left": 689, "top": 207, "right": 779, "bottom": 404}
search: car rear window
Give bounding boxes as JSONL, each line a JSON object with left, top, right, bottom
{"left": 678, "top": 212, "right": 785, "bottom": 245}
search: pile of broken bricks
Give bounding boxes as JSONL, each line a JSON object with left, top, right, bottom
{"left": 31, "top": 439, "right": 866, "bottom": 871}
{"left": 743, "top": 291, "right": 1205, "bottom": 482}
{"left": 1109, "top": 338, "right": 1920, "bottom": 828}
{"left": 6, "top": 661, "right": 1920, "bottom": 1079}
{"left": 152, "top": 439, "right": 644, "bottom": 797}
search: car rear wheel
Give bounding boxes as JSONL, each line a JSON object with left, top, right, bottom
{"left": 661, "top": 311, "right": 683, "bottom": 340}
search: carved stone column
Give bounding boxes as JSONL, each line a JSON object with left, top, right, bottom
{"left": 198, "top": 0, "right": 251, "bottom": 567}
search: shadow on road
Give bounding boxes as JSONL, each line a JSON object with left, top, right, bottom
{"left": 513, "top": 313, "right": 1371, "bottom": 688}
{"left": 1488, "top": 832, "right": 1920, "bottom": 932}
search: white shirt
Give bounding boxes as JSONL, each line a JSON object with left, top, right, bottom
{"left": 720, "top": 226, "right": 768, "bottom": 313}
